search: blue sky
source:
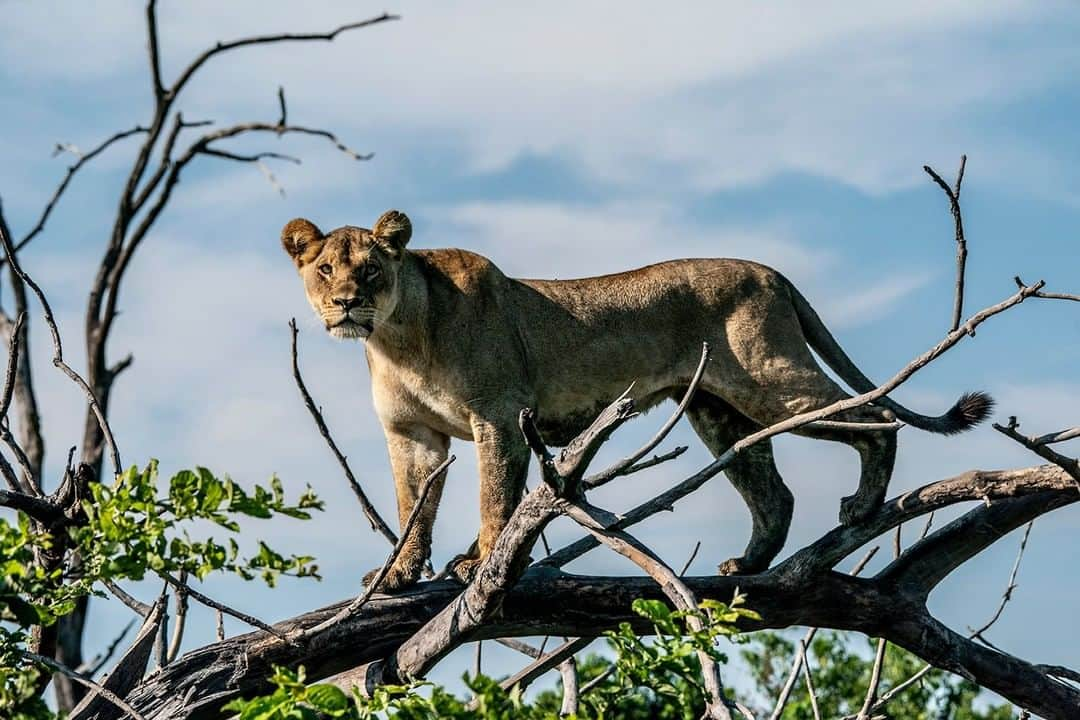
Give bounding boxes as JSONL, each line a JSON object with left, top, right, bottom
{"left": 1, "top": 0, "right": 1077, "bottom": 706}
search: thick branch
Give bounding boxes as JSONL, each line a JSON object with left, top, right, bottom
{"left": 779, "top": 464, "right": 1074, "bottom": 577}
{"left": 69, "top": 597, "right": 165, "bottom": 720}
{"left": 0, "top": 488, "right": 62, "bottom": 522}
{"left": 879, "top": 492, "right": 1067, "bottom": 597}
{"left": 122, "top": 551, "right": 1080, "bottom": 720}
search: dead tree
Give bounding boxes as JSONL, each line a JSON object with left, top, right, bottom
{"left": 0, "top": 2, "right": 396, "bottom": 710}
{"left": 0, "top": 7, "right": 1077, "bottom": 720}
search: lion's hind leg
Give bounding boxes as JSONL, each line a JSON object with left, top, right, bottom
{"left": 794, "top": 407, "right": 897, "bottom": 526}
{"left": 683, "top": 390, "right": 794, "bottom": 575}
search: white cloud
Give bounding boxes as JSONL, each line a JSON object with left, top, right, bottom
{"left": 820, "top": 270, "right": 934, "bottom": 329}
{"left": 3, "top": 1, "right": 1075, "bottom": 197}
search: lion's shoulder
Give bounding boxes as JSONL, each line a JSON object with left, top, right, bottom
{"left": 413, "top": 248, "right": 507, "bottom": 294}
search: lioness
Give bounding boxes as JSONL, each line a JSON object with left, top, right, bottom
{"left": 282, "top": 210, "right": 991, "bottom": 590}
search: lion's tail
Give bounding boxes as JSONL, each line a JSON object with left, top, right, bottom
{"left": 786, "top": 279, "right": 993, "bottom": 435}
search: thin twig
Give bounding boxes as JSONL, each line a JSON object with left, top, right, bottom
{"left": 680, "top": 540, "right": 702, "bottom": 576}
{"left": 0, "top": 221, "right": 122, "bottom": 476}
{"left": 924, "top": 155, "right": 967, "bottom": 332}
{"left": 300, "top": 455, "right": 455, "bottom": 638}
{"left": 0, "top": 312, "right": 26, "bottom": 425}
{"left": 169, "top": 14, "right": 399, "bottom": 98}
{"left": 145, "top": 1, "right": 165, "bottom": 98}
{"left": 215, "top": 609, "right": 225, "bottom": 642}
{"left": 472, "top": 641, "right": 482, "bottom": 678}
{"left": 158, "top": 572, "right": 287, "bottom": 641}
{"left": 563, "top": 501, "right": 735, "bottom": 720}
{"left": 585, "top": 343, "right": 709, "bottom": 488}
{"left": 994, "top": 417, "right": 1080, "bottom": 485}
{"left": 20, "top": 650, "right": 148, "bottom": 720}
{"left": 969, "top": 521, "right": 1034, "bottom": 644}
{"left": 857, "top": 638, "right": 888, "bottom": 719}
{"left": 76, "top": 619, "right": 135, "bottom": 677}
{"left": 769, "top": 546, "right": 879, "bottom": 720}
{"left": 620, "top": 446, "right": 689, "bottom": 476}
{"left": 166, "top": 573, "right": 190, "bottom": 663}
{"left": 0, "top": 127, "right": 148, "bottom": 261}
{"left": 277, "top": 86, "right": 288, "bottom": 127}
{"left": 103, "top": 580, "right": 152, "bottom": 617}
{"left": 798, "top": 640, "right": 822, "bottom": 720}
{"left": 1031, "top": 426, "right": 1080, "bottom": 445}
{"left": 495, "top": 638, "right": 542, "bottom": 659}
{"left": 290, "top": 319, "right": 398, "bottom": 545}
{"left": 919, "top": 511, "right": 935, "bottom": 540}
{"left": 579, "top": 664, "right": 616, "bottom": 696}
{"left": 492, "top": 637, "right": 592, "bottom": 698}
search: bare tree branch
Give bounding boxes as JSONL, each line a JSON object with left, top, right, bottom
{"left": 21, "top": 650, "right": 149, "bottom": 720}
{"left": 563, "top": 499, "right": 736, "bottom": 719}
{"left": 145, "top": 1, "right": 165, "bottom": 99}
{"left": 289, "top": 319, "right": 398, "bottom": 545}
{"left": 769, "top": 546, "right": 880, "bottom": 720}
{"left": 585, "top": 342, "right": 709, "bottom": 488}
{"left": 798, "top": 640, "right": 822, "bottom": 720}
{"left": 301, "top": 454, "right": 456, "bottom": 638}
{"left": 0, "top": 488, "right": 62, "bottom": 522}
{"left": 559, "top": 655, "right": 580, "bottom": 717}
{"left": 492, "top": 637, "right": 592, "bottom": 700}
{"left": 995, "top": 417, "right": 1080, "bottom": 484}
{"left": 0, "top": 218, "right": 122, "bottom": 476}
{"left": 0, "top": 127, "right": 149, "bottom": 262}
{"left": 168, "top": 14, "right": 399, "bottom": 100}
{"left": 77, "top": 620, "right": 135, "bottom": 678}
{"left": 924, "top": 155, "right": 968, "bottom": 332}
{"left": 157, "top": 572, "right": 287, "bottom": 642}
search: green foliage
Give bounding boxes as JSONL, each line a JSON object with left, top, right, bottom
{"left": 73, "top": 461, "right": 323, "bottom": 588}
{"left": 0, "top": 514, "right": 65, "bottom": 626}
{"left": 0, "top": 461, "right": 323, "bottom": 719}
{"left": 741, "top": 630, "right": 1014, "bottom": 720}
{"left": 0, "top": 629, "right": 51, "bottom": 720}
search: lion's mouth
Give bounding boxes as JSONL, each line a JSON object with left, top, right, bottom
{"left": 328, "top": 318, "right": 374, "bottom": 339}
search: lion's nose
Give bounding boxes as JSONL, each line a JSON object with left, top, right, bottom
{"left": 333, "top": 297, "right": 363, "bottom": 311}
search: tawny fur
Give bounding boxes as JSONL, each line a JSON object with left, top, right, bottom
{"left": 282, "top": 210, "right": 990, "bottom": 591}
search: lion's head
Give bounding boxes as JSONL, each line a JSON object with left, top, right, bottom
{"left": 281, "top": 209, "right": 412, "bottom": 340}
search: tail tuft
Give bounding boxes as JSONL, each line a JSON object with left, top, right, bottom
{"left": 942, "top": 391, "right": 995, "bottom": 435}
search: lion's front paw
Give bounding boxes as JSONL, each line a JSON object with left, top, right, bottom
{"left": 448, "top": 555, "right": 482, "bottom": 585}
{"left": 717, "top": 556, "right": 765, "bottom": 576}
{"left": 363, "top": 562, "right": 421, "bottom": 593}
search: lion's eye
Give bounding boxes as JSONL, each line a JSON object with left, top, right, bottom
{"left": 364, "top": 264, "right": 381, "bottom": 279}
{"left": 318, "top": 264, "right": 333, "bottom": 276}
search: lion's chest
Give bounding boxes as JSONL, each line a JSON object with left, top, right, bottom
{"left": 367, "top": 354, "right": 475, "bottom": 440}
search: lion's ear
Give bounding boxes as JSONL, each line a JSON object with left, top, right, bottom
{"left": 281, "top": 218, "right": 324, "bottom": 269}
{"left": 371, "top": 210, "right": 412, "bottom": 258}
